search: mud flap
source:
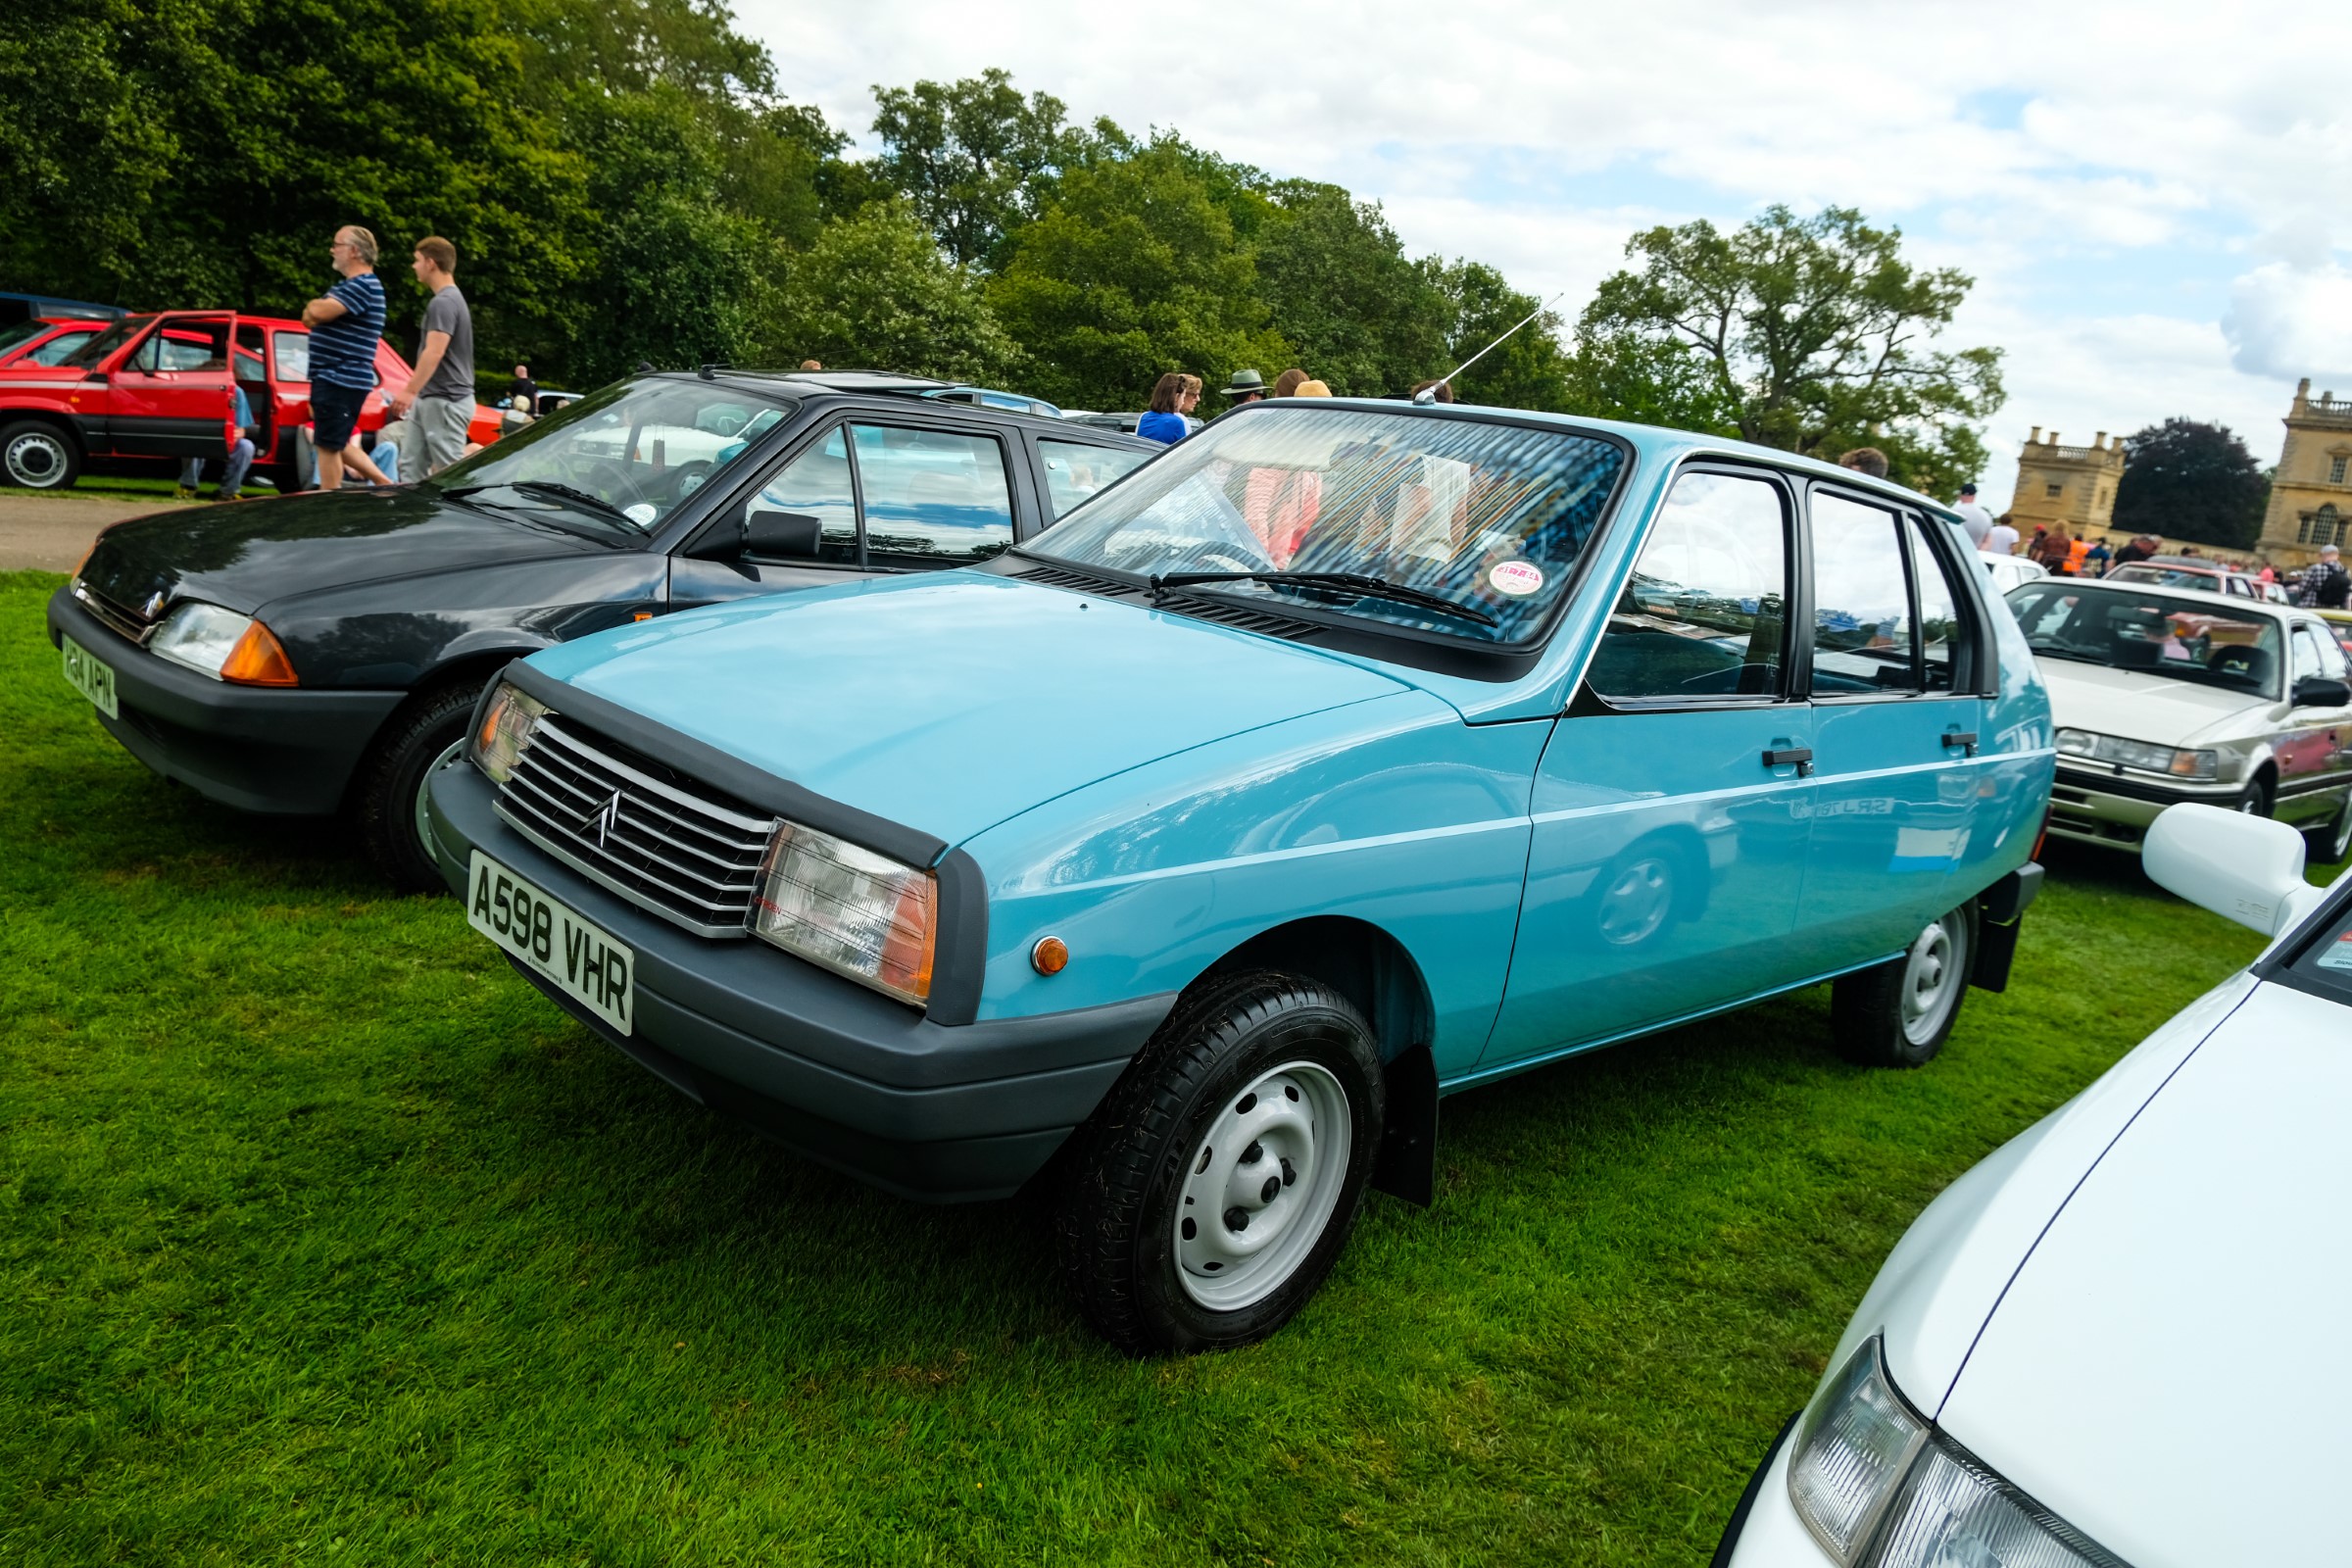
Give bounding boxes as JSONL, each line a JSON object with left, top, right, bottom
{"left": 1372, "top": 1043, "right": 1438, "bottom": 1207}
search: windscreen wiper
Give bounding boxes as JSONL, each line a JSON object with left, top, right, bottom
{"left": 507, "top": 480, "right": 642, "bottom": 528}
{"left": 1149, "top": 569, "right": 1498, "bottom": 628}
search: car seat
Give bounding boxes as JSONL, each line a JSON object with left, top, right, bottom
{"left": 2208, "top": 645, "right": 2274, "bottom": 687}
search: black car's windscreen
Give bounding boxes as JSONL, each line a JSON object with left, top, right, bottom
{"left": 1026, "top": 407, "right": 1627, "bottom": 643}
{"left": 430, "top": 378, "right": 795, "bottom": 532}
{"left": 2006, "top": 583, "right": 2284, "bottom": 699}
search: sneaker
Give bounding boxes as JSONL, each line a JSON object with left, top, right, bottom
{"left": 172, "top": 485, "right": 198, "bottom": 501}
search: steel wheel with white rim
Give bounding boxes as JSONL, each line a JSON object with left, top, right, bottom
{"left": 1831, "top": 902, "right": 1980, "bottom": 1067}
{"left": 1055, "top": 969, "right": 1385, "bottom": 1355}
{"left": 0, "top": 420, "right": 80, "bottom": 490}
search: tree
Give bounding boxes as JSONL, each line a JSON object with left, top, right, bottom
{"left": 1577, "top": 206, "right": 2003, "bottom": 487}
{"left": 1417, "top": 259, "right": 1575, "bottom": 412}
{"left": 986, "top": 144, "right": 1290, "bottom": 411}
{"left": 869, "top": 69, "right": 1080, "bottom": 270}
{"left": 1255, "top": 184, "right": 1446, "bottom": 397}
{"left": 2113, "top": 419, "right": 2270, "bottom": 550}
{"left": 760, "top": 204, "right": 1012, "bottom": 381}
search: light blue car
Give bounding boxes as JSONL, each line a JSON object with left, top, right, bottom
{"left": 427, "top": 399, "right": 2055, "bottom": 1353}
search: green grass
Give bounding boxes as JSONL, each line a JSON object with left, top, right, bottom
{"left": 1, "top": 564, "right": 2328, "bottom": 1565}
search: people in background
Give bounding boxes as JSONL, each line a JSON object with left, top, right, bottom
{"left": 2034, "top": 524, "right": 2075, "bottom": 571}
{"left": 1949, "top": 481, "right": 1993, "bottom": 547}
{"left": 387, "top": 235, "right": 474, "bottom": 475}
{"left": 511, "top": 364, "right": 539, "bottom": 414}
{"left": 176, "top": 381, "right": 257, "bottom": 502}
{"left": 2111, "top": 533, "right": 2156, "bottom": 569}
{"left": 1294, "top": 378, "right": 1332, "bottom": 397}
{"left": 1272, "top": 368, "right": 1310, "bottom": 399}
{"left": 1983, "top": 512, "right": 2020, "bottom": 557}
{"left": 800, "top": 359, "right": 823, "bottom": 370}
{"left": 1412, "top": 378, "right": 1455, "bottom": 404}
{"left": 1223, "top": 369, "right": 1268, "bottom": 405}
{"left": 1838, "top": 447, "right": 1889, "bottom": 479}
{"left": 1137, "top": 372, "right": 1200, "bottom": 444}
{"left": 2082, "top": 535, "right": 2111, "bottom": 576}
{"left": 299, "top": 224, "right": 386, "bottom": 490}
{"left": 2295, "top": 544, "right": 2350, "bottom": 609}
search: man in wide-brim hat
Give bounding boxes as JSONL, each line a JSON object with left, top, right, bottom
{"left": 1222, "top": 368, "right": 1269, "bottom": 403}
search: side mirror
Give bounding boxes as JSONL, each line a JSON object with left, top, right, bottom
{"left": 2144, "top": 803, "right": 2319, "bottom": 936}
{"left": 744, "top": 508, "right": 821, "bottom": 559}
{"left": 2292, "top": 675, "right": 2351, "bottom": 709}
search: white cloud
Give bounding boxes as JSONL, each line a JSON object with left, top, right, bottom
{"left": 2226, "top": 260, "right": 2352, "bottom": 385}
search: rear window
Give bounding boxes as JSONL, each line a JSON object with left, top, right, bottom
{"left": 1039, "top": 438, "right": 1151, "bottom": 518}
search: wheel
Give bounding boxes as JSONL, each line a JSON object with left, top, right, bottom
{"left": 353, "top": 682, "right": 481, "bottom": 893}
{"left": 2306, "top": 794, "right": 2352, "bottom": 866}
{"left": 2235, "top": 777, "right": 2274, "bottom": 817}
{"left": 1054, "top": 970, "right": 1385, "bottom": 1355}
{"left": 0, "top": 420, "right": 80, "bottom": 489}
{"left": 1831, "top": 904, "right": 1978, "bottom": 1068}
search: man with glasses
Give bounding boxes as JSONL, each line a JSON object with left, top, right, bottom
{"left": 300, "top": 224, "right": 387, "bottom": 490}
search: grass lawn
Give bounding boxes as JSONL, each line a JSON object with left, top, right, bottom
{"left": 2, "top": 565, "right": 2329, "bottom": 1565}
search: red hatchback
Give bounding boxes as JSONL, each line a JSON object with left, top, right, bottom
{"left": 0, "top": 311, "right": 500, "bottom": 493}
{"left": 0, "top": 318, "right": 110, "bottom": 371}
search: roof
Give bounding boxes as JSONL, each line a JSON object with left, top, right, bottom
{"left": 2049, "top": 575, "right": 2303, "bottom": 620}
{"left": 731, "top": 369, "right": 955, "bottom": 394}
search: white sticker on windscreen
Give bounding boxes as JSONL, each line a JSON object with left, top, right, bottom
{"left": 1489, "top": 560, "right": 1545, "bottom": 596}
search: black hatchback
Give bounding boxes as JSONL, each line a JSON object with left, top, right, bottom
{"left": 46, "top": 369, "right": 1156, "bottom": 888}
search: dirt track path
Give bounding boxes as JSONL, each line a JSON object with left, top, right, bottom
{"left": 0, "top": 493, "right": 193, "bottom": 572}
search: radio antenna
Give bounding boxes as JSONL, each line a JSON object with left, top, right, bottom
{"left": 1413, "top": 292, "right": 1564, "bottom": 405}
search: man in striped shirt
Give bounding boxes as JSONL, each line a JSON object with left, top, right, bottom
{"left": 300, "top": 224, "right": 387, "bottom": 490}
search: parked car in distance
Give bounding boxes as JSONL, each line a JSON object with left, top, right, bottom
{"left": 0, "top": 318, "right": 108, "bottom": 370}
{"left": 2318, "top": 606, "right": 2352, "bottom": 663}
{"left": 1, "top": 310, "right": 431, "bottom": 493}
{"left": 0, "top": 290, "right": 123, "bottom": 327}
{"left": 1715, "top": 802, "right": 2350, "bottom": 1568}
{"left": 923, "top": 384, "right": 1064, "bottom": 419}
{"left": 425, "top": 399, "right": 2055, "bottom": 1353}
{"left": 2105, "top": 554, "right": 2283, "bottom": 603}
{"left": 1978, "top": 552, "right": 2046, "bottom": 595}
{"left": 48, "top": 370, "right": 1156, "bottom": 891}
{"left": 1061, "top": 410, "right": 1146, "bottom": 434}
{"left": 2009, "top": 577, "right": 2352, "bottom": 860}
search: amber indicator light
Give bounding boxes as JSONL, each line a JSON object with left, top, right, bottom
{"left": 1030, "top": 936, "right": 1069, "bottom": 976}
{"left": 220, "top": 620, "right": 299, "bottom": 687}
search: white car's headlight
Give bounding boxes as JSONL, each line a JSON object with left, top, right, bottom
{"left": 149, "top": 601, "right": 296, "bottom": 685}
{"left": 2054, "top": 728, "right": 2218, "bottom": 781}
{"left": 753, "top": 822, "right": 937, "bottom": 1005}
{"left": 471, "top": 682, "right": 548, "bottom": 783}
{"left": 1788, "top": 1338, "right": 2125, "bottom": 1567}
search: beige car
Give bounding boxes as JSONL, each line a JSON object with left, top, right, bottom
{"left": 2007, "top": 578, "right": 2352, "bottom": 860}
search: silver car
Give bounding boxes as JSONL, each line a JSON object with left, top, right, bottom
{"left": 2007, "top": 578, "right": 2352, "bottom": 860}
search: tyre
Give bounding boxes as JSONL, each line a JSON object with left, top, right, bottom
{"left": 0, "top": 420, "right": 81, "bottom": 490}
{"left": 1831, "top": 903, "right": 1978, "bottom": 1068}
{"left": 1054, "top": 969, "right": 1385, "bottom": 1355}
{"left": 2305, "top": 794, "right": 2352, "bottom": 866}
{"left": 2235, "top": 777, "right": 2274, "bottom": 817}
{"left": 353, "top": 681, "right": 481, "bottom": 893}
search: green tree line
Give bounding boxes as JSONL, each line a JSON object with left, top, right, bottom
{"left": 0, "top": 2, "right": 2001, "bottom": 489}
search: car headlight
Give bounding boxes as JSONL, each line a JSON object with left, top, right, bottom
{"left": 149, "top": 602, "right": 298, "bottom": 686}
{"left": 1788, "top": 1338, "right": 2125, "bottom": 1567}
{"left": 472, "top": 682, "right": 548, "bottom": 783}
{"left": 2053, "top": 728, "right": 2218, "bottom": 781}
{"left": 753, "top": 822, "right": 936, "bottom": 1005}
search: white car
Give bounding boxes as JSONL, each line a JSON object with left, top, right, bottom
{"left": 2007, "top": 577, "right": 2352, "bottom": 862}
{"left": 1715, "top": 803, "right": 2351, "bottom": 1568}
{"left": 1978, "top": 552, "right": 2047, "bottom": 595}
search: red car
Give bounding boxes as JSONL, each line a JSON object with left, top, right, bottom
{"left": 0, "top": 318, "right": 110, "bottom": 370}
{"left": 0, "top": 310, "right": 503, "bottom": 493}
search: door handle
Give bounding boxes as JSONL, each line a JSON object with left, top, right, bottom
{"left": 1762, "top": 746, "right": 1814, "bottom": 777}
{"left": 1942, "top": 730, "right": 1980, "bottom": 756}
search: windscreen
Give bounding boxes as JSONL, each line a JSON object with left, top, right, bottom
{"left": 1026, "top": 406, "right": 1627, "bottom": 643}
{"left": 61, "top": 316, "right": 151, "bottom": 368}
{"left": 429, "top": 377, "right": 793, "bottom": 533}
{"left": 2007, "top": 583, "right": 2283, "bottom": 698}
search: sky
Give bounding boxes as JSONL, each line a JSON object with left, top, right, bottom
{"left": 739, "top": 0, "right": 2352, "bottom": 506}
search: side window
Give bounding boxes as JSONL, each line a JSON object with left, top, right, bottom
{"left": 273, "top": 332, "right": 310, "bottom": 383}
{"left": 1039, "top": 438, "right": 1151, "bottom": 518}
{"left": 748, "top": 427, "right": 858, "bottom": 564}
{"left": 2291, "top": 625, "right": 2329, "bottom": 686}
{"left": 1908, "top": 516, "right": 1971, "bottom": 693}
{"left": 849, "top": 424, "right": 1014, "bottom": 568}
{"left": 1587, "top": 470, "right": 1789, "bottom": 702}
{"left": 28, "top": 330, "right": 98, "bottom": 367}
{"left": 1809, "top": 492, "right": 1918, "bottom": 695}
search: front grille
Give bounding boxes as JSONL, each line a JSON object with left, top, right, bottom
{"left": 496, "top": 717, "right": 777, "bottom": 936}
{"left": 70, "top": 579, "right": 158, "bottom": 646}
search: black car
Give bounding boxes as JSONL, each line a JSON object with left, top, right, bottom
{"left": 45, "top": 369, "right": 1157, "bottom": 889}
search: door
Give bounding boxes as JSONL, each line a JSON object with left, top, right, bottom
{"left": 1483, "top": 467, "right": 1816, "bottom": 1066}
{"left": 232, "top": 324, "right": 276, "bottom": 459}
{"left": 108, "top": 315, "right": 238, "bottom": 458}
{"left": 670, "top": 419, "right": 1021, "bottom": 608}
{"left": 2278, "top": 621, "right": 2352, "bottom": 826}
{"left": 1789, "top": 491, "right": 1987, "bottom": 974}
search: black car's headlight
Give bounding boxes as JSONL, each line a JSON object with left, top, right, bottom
{"left": 1788, "top": 1337, "right": 2127, "bottom": 1567}
{"left": 472, "top": 682, "right": 548, "bottom": 783}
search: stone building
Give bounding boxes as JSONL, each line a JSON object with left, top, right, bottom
{"left": 2257, "top": 378, "right": 2352, "bottom": 568}
{"left": 2007, "top": 428, "right": 2127, "bottom": 535}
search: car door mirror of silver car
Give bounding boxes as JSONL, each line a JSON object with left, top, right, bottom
{"left": 2145, "top": 803, "right": 2323, "bottom": 936}
{"left": 2291, "top": 674, "right": 2351, "bottom": 709}
{"left": 743, "top": 508, "right": 823, "bottom": 560}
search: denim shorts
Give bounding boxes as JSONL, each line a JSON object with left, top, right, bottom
{"left": 310, "top": 380, "right": 369, "bottom": 449}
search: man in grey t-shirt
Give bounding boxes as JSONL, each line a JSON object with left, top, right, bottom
{"left": 389, "top": 234, "right": 475, "bottom": 474}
